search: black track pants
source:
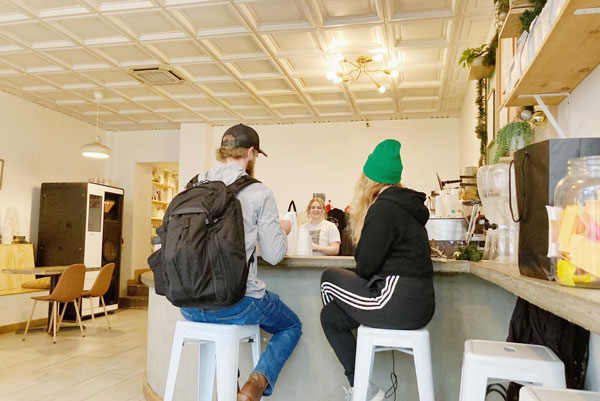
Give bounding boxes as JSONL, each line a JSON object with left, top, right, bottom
{"left": 319, "top": 267, "right": 434, "bottom": 386}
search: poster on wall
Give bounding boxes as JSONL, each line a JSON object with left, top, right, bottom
{"left": 499, "top": 103, "right": 508, "bottom": 129}
{"left": 487, "top": 89, "right": 496, "bottom": 145}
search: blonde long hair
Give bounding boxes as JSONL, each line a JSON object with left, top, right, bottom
{"left": 349, "top": 173, "right": 403, "bottom": 245}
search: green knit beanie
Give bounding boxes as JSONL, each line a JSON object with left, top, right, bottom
{"left": 363, "top": 139, "right": 403, "bottom": 183}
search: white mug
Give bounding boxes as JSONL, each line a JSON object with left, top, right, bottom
{"left": 296, "top": 227, "right": 312, "bottom": 256}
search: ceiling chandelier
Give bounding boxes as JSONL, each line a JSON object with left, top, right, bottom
{"left": 326, "top": 53, "right": 399, "bottom": 93}
{"left": 81, "top": 91, "right": 112, "bottom": 159}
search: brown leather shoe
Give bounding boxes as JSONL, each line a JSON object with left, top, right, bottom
{"left": 237, "top": 372, "right": 269, "bottom": 401}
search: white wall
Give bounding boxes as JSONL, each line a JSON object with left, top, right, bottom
{"left": 108, "top": 130, "right": 179, "bottom": 295}
{"left": 557, "top": 64, "right": 600, "bottom": 139}
{"left": 459, "top": 80, "right": 481, "bottom": 171}
{"left": 0, "top": 90, "right": 106, "bottom": 246}
{"left": 207, "top": 119, "right": 460, "bottom": 214}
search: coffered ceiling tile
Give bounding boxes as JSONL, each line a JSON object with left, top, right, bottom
{"left": 294, "top": 76, "right": 339, "bottom": 92}
{"left": 180, "top": 98, "right": 222, "bottom": 109}
{"left": 93, "top": 44, "right": 158, "bottom": 67}
{"left": 388, "top": 0, "right": 454, "bottom": 21}
{"left": 458, "top": 16, "right": 494, "bottom": 42}
{"left": 357, "top": 102, "right": 395, "bottom": 114}
{"left": 0, "top": 21, "right": 70, "bottom": 46}
{"left": 306, "top": 91, "right": 348, "bottom": 105}
{"left": 198, "top": 109, "right": 236, "bottom": 120}
{"left": 155, "top": 83, "right": 206, "bottom": 98}
{"left": 246, "top": 78, "right": 295, "bottom": 95}
{"left": 399, "top": 86, "right": 441, "bottom": 100}
{"left": 109, "top": 86, "right": 161, "bottom": 99}
{"left": 144, "top": 40, "right": 210, "bottom": 64}
{"left": 393, "top": 19, "right": 451, "bottom": 48}
{"left": 444, "top": 83, "right": 468, "bottom": 98}
{"left": 397, "top": 47, "right": 447, "bottom": 67}
{"left": 41, "top": 48, "right": 112, "bottom": 69}
{"left": 202, "top": 81, "right": 250, "bottom": 97}
{"left": 226, "top": 59, "right": 280, "bottom": 78}
{"left": 400, "top": 99, "right": 440, "bottom": 112}
{"left": 273, "top": 105, "right": 313, "bottom": 118}
{"left": 162, "top": 110, "right": 204, "bottom": 121}
{"left": 176, "top": 4, "right": 248, "bottom": 37}
{"left": 315, "top": 0, "right": 382, "bottom": 26}
{"left": 34, "top": 71, "right": 91, "bottom": 88}
{"left": 314, "top": 104, "right": 353, "bottom": 116}
{"left": 112, "top": 10, "right": 184, "bottom": 41}
{"left": 400, "top": 68, "right": 442, "bottom": 85}
{"left": 262, "top": 94, "right": 304, "bottom": 107}
{"left": 2, "top": 53, "right": 63, "bottom": 72}
{"left": 239, "top": 0, "right": 311, "bottom": 31}
{"left": 464, "top": 0, "right": 496, "bottom": 13}
{"left": 279, "top": 56, "right": 329, "bottom": 76}
{"left": 351, "top": 89, "right": 393, "bottom": 103}
{"left": 442, "top": 98, "right": 463, "bottom": 112}
{"left": 261, "top": 31, "right": 321, "bottom": 56}
{"left": 51, "top": 15, "right": 126, "bottom": 45}
{"left": 180, "top": 62, "right": 232, "bottom": 82}
{"left": 16, "top": 0, "right": 93, "bottom": 18}
{"left": 206, "top": 35, "right": 266, "bottom": 60}
{"left": 324, "top": 25, "right": 385, "bottom": 52}
{"left": 236, "top": 108, "right": 273, "bottom": 119}
{"left": 221, "top": 96, "right": 261, "bottom": 108}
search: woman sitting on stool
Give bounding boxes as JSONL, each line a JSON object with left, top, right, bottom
{"left": 319, "top": 139, "right": 435, "bottom": 401}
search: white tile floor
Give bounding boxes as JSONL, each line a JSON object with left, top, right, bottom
{"left": 0, "top": 309, "right": 148, "bottom": 401}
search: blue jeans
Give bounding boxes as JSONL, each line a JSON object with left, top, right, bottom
{"left": 180, "top": 291, "right": 302, "bottom": 396}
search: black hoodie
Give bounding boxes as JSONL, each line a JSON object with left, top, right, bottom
{"left": 354, "top": 186, "right": 433, "bottom": 279}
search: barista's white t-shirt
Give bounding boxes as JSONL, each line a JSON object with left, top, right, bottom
{"left": 300, "top": 219, "right": 341, "bottom": 256}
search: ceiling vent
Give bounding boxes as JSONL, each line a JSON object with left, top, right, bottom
{"left": 129, "top": 67, "right": 185, "bottom": 85}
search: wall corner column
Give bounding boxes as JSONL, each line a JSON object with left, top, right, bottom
{"left": 179, "top": 123, "right": 213, "bottom": 192}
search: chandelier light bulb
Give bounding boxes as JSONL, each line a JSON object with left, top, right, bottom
{"left": 334, "top": 53, "right": 344, "bottom": 62}
{"left": 373, "top": 53, "right": 384, "bottom": 62}
{"left": 332, "top": 76, "right": 343, "bottom": 84}
{"left": 377, "top": 85, "right": 386, "bottom": 93}
{"left": 326, "top": 71, "right": 335, "bottom": 80}
{"left": 390, "top": 70, "right": 399, "bottom": 78}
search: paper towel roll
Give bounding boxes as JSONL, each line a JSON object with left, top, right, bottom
{"left": 296, "top": 227, "right": 312, "bottom": 256}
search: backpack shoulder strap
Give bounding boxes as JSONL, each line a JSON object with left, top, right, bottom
{"left": 185, "top": 174, "right": 200, "bottom": 190}
{"left": 227, "top": 175, "right": 261, "bottom": 194}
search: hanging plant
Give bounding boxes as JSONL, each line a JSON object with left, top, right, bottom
{"left": 458, "top": 31, "right": 499, "bottom": 69}
{"left": 494, "top": 121, "right": 533, "bottom": 163}
{"left": 520, "top": 0, "right": 548, "bottom": 33}
{"left": 475, "top": 79, "right": 487, "bottom": 166}
{"left": 494, "top": 0, "right": 510, "bottom": 19}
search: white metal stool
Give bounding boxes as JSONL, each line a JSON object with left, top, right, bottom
{"left": 459, "top": 340, "right": 566, "bottom": 401}
{"left": 353, "top": 325, "right": 434, "bottom": 401}
{"left": 520, "top": 385, "right": 600, "bottom": 401}
{"left": 164, "top": 320, "right": 261, "bottom": 401}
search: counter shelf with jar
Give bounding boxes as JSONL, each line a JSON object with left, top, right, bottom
{"left": 553, "top": 156, "right": 600, "bottom": 288}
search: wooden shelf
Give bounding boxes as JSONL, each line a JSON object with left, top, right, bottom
{"left": 151, "top": 181, "right": 170, "bottom": 189}
{"left": 503, "top": 0, "right": 600, "bottom": 108}
{"left": 151, "top": 200, "right": 168, "bottom": 206}
{"left": 499, "top": 6, "right": 532, "bottom": 39}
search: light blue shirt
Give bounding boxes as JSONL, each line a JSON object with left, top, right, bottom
{"left": 197, "top": 163, "right": 288, "bottom": 298}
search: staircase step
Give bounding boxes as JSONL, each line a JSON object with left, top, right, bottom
{"left": 127, "top": 283, "right": 149, "bottom": 297}
{"left": 118, "top": 295, "right": 148, "bottom": 309}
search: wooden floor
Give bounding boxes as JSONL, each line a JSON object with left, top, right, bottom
{"left": 0, "top": 308, "right": 148, "bottom": 401}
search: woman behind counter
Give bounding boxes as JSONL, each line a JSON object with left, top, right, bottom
{"left": 301, "top": 197, "right": 341, "bottom": 256}
{"left": 319, "top": 139, "right": 435, "bottom": 401}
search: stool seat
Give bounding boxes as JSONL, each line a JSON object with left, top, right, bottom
{"left": 353, "top": 325, "right": 434, "bottom": 401}
{"left": 164, "top": 320, "right": 261, "bottom": 401}
{"left": 520, "top": 386, "right": 600, "bottom": 401}
{"left": 459, "top": 340, "right": 566, "bottom": 401}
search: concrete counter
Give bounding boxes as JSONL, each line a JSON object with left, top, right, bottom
{"left": 141, "top": 257, "right": 600, "bottom": 401}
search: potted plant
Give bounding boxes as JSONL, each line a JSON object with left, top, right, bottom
{"left": 459, "top": 34, "right": 498, "bottom": 80}
{"left": 494, "top": 121, "right": 533, "bottom": 163}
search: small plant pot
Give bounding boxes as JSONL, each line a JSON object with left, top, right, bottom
{"left": 468, "top": 57, "right": 493, "bottom": 80}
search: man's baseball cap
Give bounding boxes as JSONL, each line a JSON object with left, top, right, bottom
{"left": 221, "top": 123, "right": 267, "bottom": 157}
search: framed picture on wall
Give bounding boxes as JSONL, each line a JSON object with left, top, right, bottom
{"left": 486, "top": 89, "right": 496, "bottom": 145}
{"left": 0, "top": 159, "right": 3, "bottom": 189}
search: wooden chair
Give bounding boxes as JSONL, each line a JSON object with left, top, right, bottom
{"left": 23, "top": 264, "right": 86, "bottom": 343}
{"left": 79, "top": 263, "right": 115, "bottom": 333}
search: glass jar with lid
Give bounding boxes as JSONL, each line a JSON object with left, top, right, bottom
{"left": 554, "top": 155, "right": 600, "bottom": 288}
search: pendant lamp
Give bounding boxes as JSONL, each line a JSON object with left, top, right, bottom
{"left": 81, "top": 91, "right": 111, "bottom": 159}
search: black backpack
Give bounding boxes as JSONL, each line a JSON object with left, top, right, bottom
{"left": 147, "top": 174, "right": 259, "bottom": 308}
